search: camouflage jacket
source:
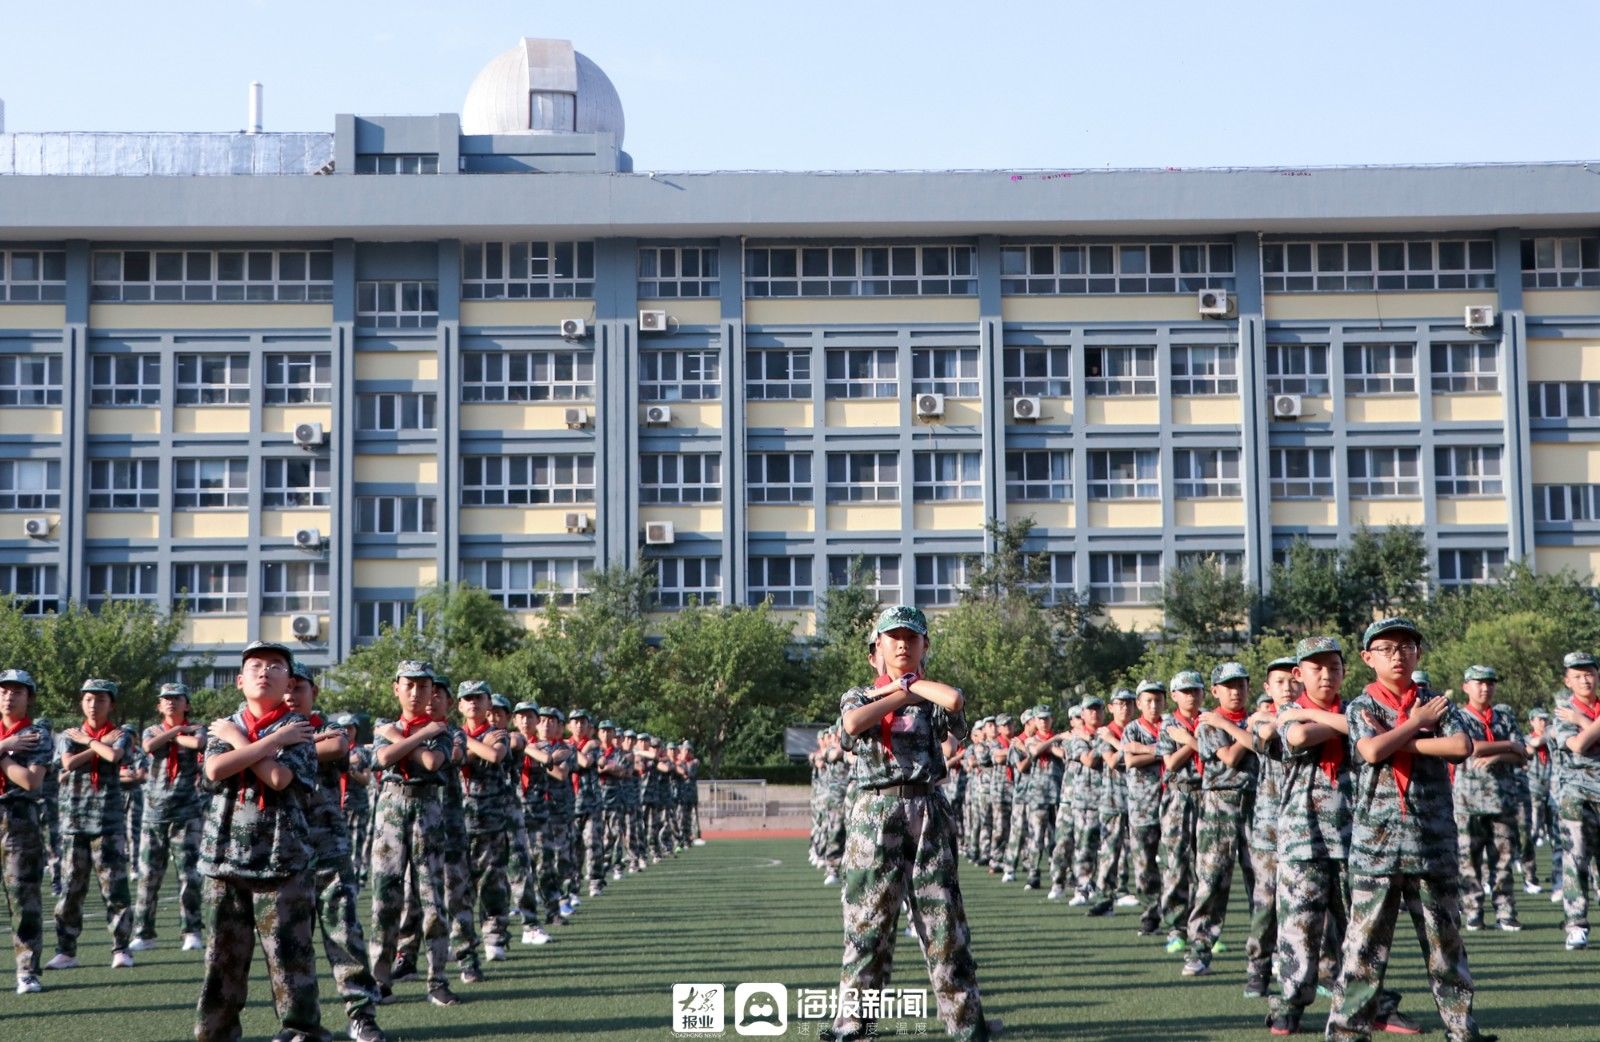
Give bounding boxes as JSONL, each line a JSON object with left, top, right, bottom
{"left": 598, "top": 746, "right": 632, "bottom": 809}
{"left": 570, "top": 738, "right": 602, "bottom": 814}
{"left": 988, "top": 738, "right": 1014, "bottom": 800}
{"left": 303, "top": 716, "right": 351, "bottom": 864}
{"left": 1123, "top": 717, "right": 1165, "bottom": 828}
{"left": 1548, "top": 695, "right": 1600, "bottom": 804}
{"left": 1095, "top": 728, "right": 1129, "bottom": 815}
{"left": 1251, "top": 714, "right": 1286, "bottom": 852}
{"left": 1008, "top": 742, "right": 1034, "bottom": 805}
{"left": 0, "top": 720, "right": 52, "bottom": 805}
{"left": 460, "top": 725, "right": 512, "bottom": 834}
{"left": 1155, "top": 713, "right": 1203, "bottom": 792}
{"left": 1346, "top": 688, "right": 1468, "bottom": 877}
{"left": 342, "top": 745, "right": 373, "bottom": 816}
{"left": 1023, "top": 735, "right": 1064, "bottom": 808}
{"left": 1456, "top": 706, "right": 1524, "bottom": 816}
{"left": 1067, "top": 735, "right": 1104, "bottom": 812}
{"left": 441, "top": 724, "right": 468, "bottom": 831}
{"left": 1274, "top": 709, "right": 1352, "bottom": 863}
{"left": 1198, "top": 717, "right": 1257, "bottom": 793}
{"left": 56, "top": 725, "right": 132, "bottom": 836}
{"left": 372, "top": 721, "right": 451, "bottom": 787}
{"left": 838, "top": 685, "right": 967, "bottom": 789}
{"left": 969, "top": 742, "right": 993, "bottom": 800}
{"left": 1526, "top": 740, "right": 1553, "bottom": 794}
{"left": 198, "top": 709, "right": 318, "bottom": 880}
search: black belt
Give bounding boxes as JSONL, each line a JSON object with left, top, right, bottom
{"left": 872, "top": 782, "right": 932, "bottom": 798}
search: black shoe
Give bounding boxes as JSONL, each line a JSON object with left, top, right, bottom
{"left": 1243, "top": 974, "right": 1269, "bottom": 999}
{"left": 1266, "top": 1010, "right": 1302, "bottom": 1036}
{"left": 390, "top": 955, "right": 417, "bottom": 982}
{"left": 1086, "top": 901, "right": 1114, "bottom": 917}
{"left": 427, "top": 984, "right": 461, "bottom": 1007}
{"left": 347, "top": 1013, "right": 389, "bottom": 1042}
{"left": 376, "top": 984, "right": 396, "bottom": 1006}
{"left": 459, "top": 963, "right": 485, "bottom": 985}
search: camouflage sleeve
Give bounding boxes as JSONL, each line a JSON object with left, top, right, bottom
{"left": 1068, "top": 736, "right": 1091, "bottom": 760}
{"left": 942, "top": 707, "right": 969, "bottom": 743}
{"left": 19, "top": 725, "right": 52, "bottom": 770}
{"left": 1154, "top": 726, "right": 1176, "bottom": 756}
{"left": 1346, "top": 697, "right": 1378, "bottom": 745}
{"left": 110, "top": 730, "right": 133, "bottom": 764}
{"left": 1436, "top": 703, "right": 1468, "bottom": 740}
{"left": 276, "top": 734, "right": 319, "bottom": 793}
{"left": 839, "top": 687, "right": 870, "bottom": 719}
{"left": 371, "top": 730, "right": 394, "bottom": 758}
{"left": 1504, "top": 715, "right": 1526, "bottom": 747}
{"left": 1277, "top": 717, "right": 1315, "bottom": 762}
{"left": 197, "top": 733, "right": 232, "bottom": 795}
{"left": 1196, "top": 724, "right": 1230, "bottom": 767}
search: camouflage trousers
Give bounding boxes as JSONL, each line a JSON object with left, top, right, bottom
{"left": 1558, "top": 794, "right": 1600, "bottom": 929}
{"left": 1459, "top": 812, "right": 1518, "bottom": 924}
{"left": 344, "top": 799, "right": 371, "bottom": 884}
{"left": 1128, "top": 821, "right": 1161, "bottom": 932}
{"left": 1185, "top": 789, "right": 1253, "bottom": 961}
{"left": 0, "top": 799, "right": 45, "bottom": 978}
{"left": 1017, "top": 804, "right": 1056, "bottom": 886}
{"left": 314, "top": 856, "right": 379, "bottom": 1019}
{"left": 833, "top": 790, "right": 991, "bottom": 1042}
{"left": 1515, "top": 790, "right": 1538, "bottom": 884}
{"left": 1531, "top": 786, "right": 1562, "bottom": 882}
{"left": 1001, "top": 799, "right": 1029, "bottom": 874}
{"left": 400, "top": 836, "right": 479, "bottom": 969}
{"left": 1158, "top": 786, "right": 1201, "bottom": 938}
{"left": 554, "top": 814, "right": 579, "bottom": 896}
{"left": 644, "top": 803, "right": 669, "bottom": 858}
{"left": 41, "top": 798, "right": 61, "bottom": 896}
{"left": 960, "top": 795, "right": 979, "bottom": 859}
{"left": 133, "top": 816, "right": 203, "bottom": 940}
{"left": 515, "top": 820, "right": 564, "bottom": 926}
{"left": 1245, "top": 844, "right": 1278, "bottom": 979}
{"left": 984, "top": 798, "right": 1010, "bottom": 871}
{"left": 1268, "top": 857, "right": 1347, "bottom": 1019}
{"left": 679, "top": 800, "right": 700, "bottom": 843}
{"left": 602, "top": 806, "right": 627, "bottom": 876}
{"left": 1092, "top": 811, "right": 1128, "bottom": 907}
{"left": 196, "top": 870, "right": 328, "bottom": 1042}
{"left": 368, "top": 786, "right": 449, "bottom": 990}
{"left": 1071, "top": 805, "right": 1101, "bottom": 893}
{"left": 822, "top": 797, "right": 848, "bottom": 871}
{"left": 1048, "top": 801, "right": 1075, "bottom": 889}
{"left": 54, "top": 829, "right": 132, "bottom": 957}
{"left": 466, "top": 829, "right": 511, "bottom": 948}
{"left": 968, "top": 796, "right": 990, "bottom": 863}
{"left": 123, "top": 787, "right": 143, "bottom": 865}
{"left": 1327, "top": 872, "right": 1477, "bottom": 1042}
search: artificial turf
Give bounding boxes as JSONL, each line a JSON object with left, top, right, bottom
{"left": 0, "top": 840, "right": 1591, "bottom": 1041}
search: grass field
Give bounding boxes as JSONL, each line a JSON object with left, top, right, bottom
{"left": 0, "top": 839, "right": 1593, "bottom": 1041}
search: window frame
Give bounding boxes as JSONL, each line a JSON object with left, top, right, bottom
{"left": 460, "top": 454, "right": 597, "bottom": 506}
{"left": 654, "top": 557, "right": 723, "bottom": 609}
{"left": 639, "top": 348, "right": 721, "bottom": 402}
{"left": 1343, "top": 343, "right": 1417, "bottom": 396}
{"left": 1084, "top": 345, "right": 1157, "bottom": 397}
{"left": 263, "top": 353, "right": 332, "bottom": 405}
{"left": 1086, "top": 448, "right": 1159, "bottom": 500}
{"left": 1172, "top": 447, "right": 1242, "bottom": 499}
{"left": 174, "top": 458, "right": 249, "bottom": 509}
{"left": 747, "top": 452, "right": 813, "bottom": 504}
{"left": 175, "top": 353, "right": 251, "bottom": 406}
{"left": 639, "top": 452, "right": 724, "bottom": 505}
{"left": 999, "top": 242, "right": 1236, "bottom": 295}
{"left": 744, "top": 244, "right": 976, "bottom": 298}
{"left": 1004, "top": 448, "right": 1072, "bottom": 502}
{"left": 356, "top": 280, "right": 439, "bottom": 329}
{"left": 1269, "top": 447, "right": 1334, "bottom": 499}
{"left": 1170, "top": 344, "right": 1239, "bottom": 396}
{"left": 87, "top": 458, "right": 160, "bottom": 510}
{"left": 1265, "top": 343, "right": 1331, "bottom": 396}
{"left": 911, "top": 346, "right": 981, "bottom": 398}
{"left": 1347, "top": 446, "right": 1421, "bottom": 498}
{"left": 912, "top": 450, "right": 982, "bottom": 502}
{"left": 89, "top": 354, "right": 161, "bottom": 406}
{"left": 747, "top": 556, "right": 815, "bottom": 608}
{"left": 262, "top": 457, "right": 332, "bottom": 509}
{"left": 0, "top": 354, "right": 63, "bottom": 406}
{"left": 261, "top": 560, "right": 330, "bottom": 613}
{"left": 461, "top": 348, "right": 595, "bottom": 403}
{"left": 825, "top": 451, "right": 900, "bottom": 503}
{"left": 1089, "top": 551, "right": 1161, "bottom": 605}
{"left": 461, "top": 241, "right": 596, "bottom": 300}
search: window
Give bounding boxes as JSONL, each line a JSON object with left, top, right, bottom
{"left": 1529, "top": 382, "right": 1600, "bottom": 420}
{"left": 357, "top": 392, "right": 437, "bottom": 431}
{"left": 264, "top": 353, "right": 331, "bottom": 404}
{"left": 0, "top": 354, "right": 62, "bottom": 405}
{"left": 462, "top": 349, "right": 594, "bottom": 402}
{"left": 1431, "top": 343, "right": 1498, "bottom": 394}
{"left": 357, "top": 281, "right": 438, "bottom": 329}
{"left": 1084, "top": 346, "right": 1156, "bottom": 396}
{"left": 90, "top": 354, "right": 160, "bottom": 406}
{"left": 1173, "top": 448, "right": 1241, "bottom": 498}
{"left": 1005, "top": 449, "right": 1071, "bottom": 501}
{"left": 1089, "top": 552, "right": 1161, "bottom": 605}
{"left": 1266, "top": 344, "right": 1331, "bottom": 395}
{"left": 911, "top": 347, "right": 980, "bottom": 397}
{"left": 174, "top": 458, "right": 249, "bottom": 508}
{"left": 640, "top": 453, "right": 722, "bottom": 504}
{"left": 1176, "top": 550, "right": 1245, "bottom": 577}
{"left": 355, "top": 496, "right": 438, "bottom": 534}
{"left": 915, "top": 554, "right": 970, "bottom": 606}
{"left": 0, "top": 249, "right": 66, "bottom": 302}
{"left": 88, "top": 459, "right": 159, "bottom": 509}
{"left": 827, "top": 555, "right": 903, "bottom": 603}
{"left": 1269, "top": 448, "right": 1333, "bottom": 499}
{"left": 355, "top": 600, "right": 413, "bottom": 639}
{"left": 1000, "top": 242, "right": 1234, "bottom": 295}
{"left": 913, "top": 450, "right": 981, "bottom": 502}
{"left": 355, "top": 154, "right": 438, "bottom": 174}
{"left": 1003, "top": 345, "right": 1071, "bottom": 398}
{"left": 1261, "top": 239, "right": 1494, "bottom": 292}
{"left": 640, "top": 349, "right": 720, "bottom": 401}
{"left": 461, "top": 242, "right": 596, "bottom": 300}
{"left": 826, "top": 451, "right": 899, "bottom": 503}
{"left": 746, "top": 348, "right": 812, "bottom": 401}
{"left": 1344, "top": 344, "right": 1416, "bottom": 395}
{"left": 1032, "top": 553, "right": 1077, "bottom": 606}
{"left": 745, "top": 245, "right": 975, "bottom": 297}
{"left": 0, "top": 564, "right": 57, "bottom": 615}
{"left": 638, "top": 245, "right": 720, "bottom": 298}
{"left": 1534, "top": 484, "right": 1600, "bottom": 522}
{"left": 461, "top": 454, "right": 596, "bottom": 506}
{"left": 1170, "top": 345, "right": 1238, "bottom": 396}
{"left": 462, "top": 559, "right": 592, "bottom": 609}
{"left": 85, "top": 563, "right": 158, "bottom": 610}
{"left": 1087, "top": 449, "right": 1158, "bottom": 500}
{"left": 1522, "top": 236, "right": 1600, "bottom": 289}
{"left": 91, "top": 248, "right": 331, "bottom": 302}
{"left": 263, "top": 457, "right": 331, "bottom": 508}
{"left": 748, "top": 556, "right": 814, "bottom": 608}
{"left": 175, "top": 353, "right": 250, "bottom": 405}
{"left": 0, "top": 459, "right": 60, "bottom": 510}
{"left": 1348, "top": 447, "right": 1421, "bottom": 498}
{"left": 173, "top": 562, "right": 247, "bottom": 613}
{"left": 206, "top": 668, "right": 241, "bottom": 691}
{"left": 1438, "top": 549, "right": 1507, "bottom": 587}
{"left": 1434, "top": 446, "right": 1502, "bottom": 496}
{"left": 747, "top": 452, "right": 813, "bottom": 503}
{"left": 262, "top": 561, "right": 329, "bottom": 613}
{"left": 654, "top": 557, "right": 722, "bottom": 608}
{"left": 825, "top": 348, "right": 898, "bottom": 399}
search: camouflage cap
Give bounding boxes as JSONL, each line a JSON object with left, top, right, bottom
{"left": 681, "top": 740, "right": 693, "bottom": 750}
{"left": 80, "top": 678, "right": 119, "bottom": 699}
{"left": 1032, "top": 703, "right": 1054, "bottom": 718}
{"left": 975, "top": 716, "right": 992, "bottom": 727}
{"left": 0, "top": 668, "right": 36, "bottom": 691}
{"left": 1211, "top": 662, "right": 1249, "bottom": 685}
{"left": 1067, "top": 705, "right": 1083, "bottom": 719}
{"left": 597, "top": 719, "right": 618, "bottom": 731}
{"left": 1463, "top": 665, "right": 1500, "bottom": 682}
{"left": 1493, "top": 702, "right": 1513, "bottom": 715}
{"left": 1411, "top": 670, "right": 1432, "bottom": 688}
{"left": 622, "top": 728, "right": 637, "bottom": 738}
{"left": 1266, "top": 657, "right": 1300, "bottom": 674}
{"left": 431, "top": 675, "right": 452, "bottom": 692}
{"left": 872, "top": 604, "right": 929, "bottom": 639}
{"left": 1169, "top": 670, "right": 1206, "bottom": 692}
{"left": 1562, "top": 651, "right": 1598, "bottom": 671}
{"left": 1529, "top": 707, "right": 1551, "bottom": 720}
{"left": 651, "top": 735, "right": 664, "bottom": 746}
{"left": 568, "top": 708, "right": 591, "bottom": 721}
{"left": 636, "top": 732, "right": 653, "bottom": 742}
{"left": 242, "top": 641, "right": 295, "bottom": 669}
{"left": 394, "top": 659, "right": 434, "bottom": 680}
{"left": 489, "top": 693, "right": 512, "bottom": 711}
{"left": 1018, "top": 707, "right": 1035, "bottom": 723}
{"left": 1136, "top": 679, "right": 1166, "bottom": 696}
{"left": 290, "top": 661, "right": 315, "bottom": 683}
{"left": 1110, "top": 688, "right": 1138, "bottom": 703}
{"left": 456, "top": 680, "right": 492, "bottom": 700}
{"left": 513, "top": 701, "right": 540, "bottom": 715}
{"left": 994, "top": 713, "right": 1013, "bottom": 725}
{"left": 1256, "top": 692, "right": 1274, "bottom": 706}
{"left": 1079, "top": 695, "right": 1105, "bottom": 710}
{"left": 157, "top": 682, "right": 190, "bottom": 700}
{"left": 1295, "top": 636, "right": 1344, "bottom": 662}
{"left": 1362, "top": 617, "right": 1423, "bottom": 651}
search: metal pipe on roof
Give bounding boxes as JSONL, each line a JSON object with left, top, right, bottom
{"left": 248, "top": 82, "right": 262, "bottom": 134}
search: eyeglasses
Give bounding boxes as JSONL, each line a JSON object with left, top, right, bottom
{"left": 241, "top": 662, "right": 290, "bottom": 677}
{"left": 1367, "top": 642, "right": 1419, "bottom": 658}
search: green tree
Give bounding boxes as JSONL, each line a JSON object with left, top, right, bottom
{"left": 1266, "top": 525, "right": 1429, "bottom": 636}
{"left": 799, "top": 557, "right": 885, "bottom": 722}
{"left": 962, "top": 516, "right": 1048, "bottom": 604}
{"left": 1266, "top": 540, "right": 1345, "bottom": 635}
{"left": 1160, "top": 554, "right": 1256, "bottom": 652}
{"left": 1420, "top": 611, "right": 1568, "bottom": 714}
{"left": 1422, "top": 562, "right": 1600, "bottom": 657}
{"left": 25, "top": 600, "right": 189, "bottom": 729}
{"left": 927, "top": 597, "right": 1062, "bottom": 719}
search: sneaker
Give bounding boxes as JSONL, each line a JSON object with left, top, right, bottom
{"left": 376, "top": 984, "right": 396, "bottom": 1005}
{"left": 558, "top": 901, "right": 574, "bottom": 918}
{"left": 111, "top": 951, "right": 134, "bottom": 969}
{"left": 1181, "top": 956, "right": 1211, "bottom": 977}
{"left": 1524, "top": 881, "right": 1543, "bottom": 895}
{"left": 1243, "top": 975, "right": 1269, "bottom": 999}
{"left": 1067, "top": 892, "right": 1088, "bottom": 907}
{"left": 390, "top": 956, "right": 417, "bottom": 982}
{"left": 1213, "top": 939, "right": 1228, "bottom": 954}
{"left": 612, "top": 868, "right": 623, "bottom": 882}
{"left": 569, "top": 894, "right": 582, "bottom": 908}
{"left": 44, "top": 953, "right": 77, "bottom": 970}
{"left": 1136, "top": 925, "right": 1159, "bottom": 937}
{"left": 484, "top": 944, "right": 507, "bottom": 962}
{"left": 1566, "top": 926, "right": 1588, "bottom": 950}
{"left": 1552, "top": 889, "right": 1564, "bottom": 903}
{"left": 1374, "top": 1010, "right": 1422, "bottom": 1035}
{"left": 1165, "top": 936, "right": 1187, "bottom": 955}
{"left": 1046, "top": 886, "right": 1063, "bottom": 900}
{"left": 181, "top": 933, "right": 204, "bottom": 951}
{"left": 1116, "top": 894, "right": 1140, "bottom": 907}
{"left": 525, "top": 927, "right": 552, "bottom": 946}
{"left": 1464, "top": 918, "right": 1483, "bottom": 931}
{"left": 823, "top": 872, "right": 840, "bottom": 886}
{"left": 1000, "top": 872, "right": 1015, "bottom": 883}
{"left": 427, "top": 985, "right": 461, "bottom": 1007}
{"left": 588, "top": 883, "right": 602, "bottom": 897}
{"left": 1497, "top": 918, "right": 1522, "bottom": 932}
{"left": 692, "top": 838, "right": 705, "bottom": 846}
{"left": 128, "top": 938, "right": 156, "bottom": 952}
{"left": 347, "top": 1013, "right": 389, "bottom": 1042}
{"left": 15, "top": 976, "right": 41, "bottom": 995}
{"left": 1086, "top": 901, "right": 1114, "bottom": 917}
{"left": 1267, "top": 1011, "right": 1302, "bottom": 1036}
{"left": 459, "top": 964, "right": 485, "bottom": 985}
{"left": 1022, "top": 881, "right": 1038, "bottom": 891}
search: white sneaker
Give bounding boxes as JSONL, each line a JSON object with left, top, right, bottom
{"left": 612, "top": 868, "right": 623, "bottom": 882}
{"left": 1525, "top": 881, "right": 1543, "bottom": 895}
{"left": 44, "top": 954, "right": 77, "bottom": 971}
{"left": 111, "top": 951, "right": 134, "bottom": 969}
{"left": 1552, "top": 889, "right": 1565, "bottom": 903}
{"left": 588, "top": 884, "right": 602, "bottom": 897}
{"left": 1116, "top": 894, "right": 1140, "bottom": 907}
{"left": 1566, "top": 926, "right": 1588, "bottom": 950}
{"left": 558, "top": 900, "right": 574, "bottom": 918}
{"left": 1046, "top": 886, "right": 1063, "bottom": 900}
{"left": 1067, "top": 892, "right": 1088, "bottom": 907}
{"left": 569, "top": 895, "right": 581, "bottom": 908}
{"left": 823, "top": 872, "right": 839, "bottom": 886}
{"left": 127, "top": 938, "right": 156, "bottom": 952}
{"left": 1000, "top": 872, "right": 1015, "bottom": 883}
{"left": 693, "top": 838, "right": 706, "bottom": 846}
{"left": 484, "top": 944, "right": 507, "bottom": 962}
{"left": 181, "top": 933, "right": 204, "bottom": 951}
{"left": 15, "top": 976, "right": 40, "bottom": 994}
{"left": 526, "top": 927, "right": 552, "bottom": 945}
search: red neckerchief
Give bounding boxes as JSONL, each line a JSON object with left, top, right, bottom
{"left": 463, "top": 722, "right": 491, "bottom": 784}
{"left": 874, "top": 673, "right": 897, "bottom": 752}
{"left": 237, "top": 704, "right": 293, "bottom": 809}
{"left": 1136, "top": 716, "right": 1166, "bottom": 779}
{"left": 1365, "top": 681, "right": 1418, "bottom": 815}
{"left": 1572, "top": 697, "right": 1600, "bottom": 725}
{"left": 1295, "top": 692, "right": 1345, "bottom": 785}
{"left": 1107, "top": 721, "right": 1125, "bottom": 741}
{"left": 0, "top": 717, "right": 29, "bottom": 795}
{"left": 1173, "top": 710, "right": 1202, "bottom": 776}
{"left": 521, "top": 741, "right": 536, "bottom": 794}
{"left": 395, "top": 714, "right": 433, "bottom": 781}
{"left": 161, "top": 721, "right": 187, "bottom": 783}
{"left": 995, "top": 731, "right": 1013, "bottom": 781}
{"left": 1035, "top": 729, "right": 1055, "bottom": 760}
{"left": 1465, "top": 702, "right": 1495, "bottom": 737}
{"left": 1538, "top": 741, "right": 1550, "bottom": 766}
{"left": 1216, "top": 706, "right": 1249, "bottom": 726}
{"left": 571, "top": 736, "right": 594, "bottom": 796}
{"left": 81, "top": 720, "right": 117, "bottom": 791}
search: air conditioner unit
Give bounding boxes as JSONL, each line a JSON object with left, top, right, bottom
{"left": 292, "top": 422, "right": 325, "bottom": 448}
{"left": 564, "top": 511, "right": 592, "bottom": 533}
{"left": 1272, "top": 393, "right": 1304, "bottom": 419}
{"left": 1464, "top": 305, "right": 1497, "bottom": 331}
{"left": 22, "top": 517, "right": 51, "bottom": 539}
{"left": 559, "top": 317, "right": 588, "bottom": 339}
{"left": 1198, "top": 288, "right": 1232, "bottom": 317}
{"left": 644, "top": 521, "right": 675, "bottom": 545}
{"left": 1012, "top": 396, "right": 1041, "bottom": 420}
{"left": 638, "top": 309, "right": 668, "bottom": 331}
{"left": 644, "top": 404, "right": 673, "bottom": 425}
{"left": 293, "top": 527, "right": 323, "bottom": 550}
{"left": 289, "top": 613, "right": 320, "bottom": 640}
{"left": 914, "top": 392, "right": 946, "bottom": 418}
{"left": 564, "top": 406, "right": 590, "bottom": 428}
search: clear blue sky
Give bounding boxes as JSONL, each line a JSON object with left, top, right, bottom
{"left": 3, "top": 0, "right": 1595, "bottom": 172}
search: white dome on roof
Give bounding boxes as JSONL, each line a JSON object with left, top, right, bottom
{"left": 461, "top": 37, "right": 624, "bottom": 146}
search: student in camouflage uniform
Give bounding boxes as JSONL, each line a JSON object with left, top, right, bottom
{"left": 999, "top": 709, "right": 1035, "bottom": 882}
{"left": 1550, "top": 649, "right": 1600, "bottom": 950}
{"left": 1524, "top": 707, "right": 1562, "bottom": 890}
{"left": 986, "top": 714, "right": 1015, "bottom": 874}
{"left": 1181, "top": 663, "right": 1257, "bottom": 976}
{"left": 0, "top": 668, "right": 51, "bottom": 993}
{"left": 119, "top": 725, "right": 147, "bottom": 866}
{"left": 518, "top": 705, "right": 573, "bottom": 941}
{"left": 1327, "top": 619, "right": 1488, "bottom": 1042}
{"left": 966, "top": 719, "right": 994, "bottom": 867}
{"left": 617, "top": 730, "right": 642, "bottom": 873}
{"left": 1087, "top": 690, "right": 1137, "bottom": 916}
{"left": 454, "top": 681, "right": 511, "bottom": 971}
{"left": 1068, "top": 697, "right": 1106, "bottom": 905}
{"left": 1243, "top": 661, "right": 1298, "bottom": 996}
{"left": 566, "top": 710, "right": 603, "bottom": 898}
{"left": 594, "top": 721, "right": 630, "bottom": 886}
{"left": 48, "top": 678, "right": 134, "bottom": 970}
{"left": 130, "top": 682, "right": 206, "bottom": 953}
{"left": 638, "top": 734, "right": 670, "bottom": 861}
{"left": 1047, "top": 706, "right": 1082, "bottom": 898}
{"left": 195, "top": 641, "right": 328, "bottom": 1042}
{"left": 1156, "top": 671, "right": 1205, "bottom": 952}
{"left": 819, "top": 727, "right": 851, "bottom": 885}
{"left": 1455, "top": 665, "right": 1527, "bottom": 931}
{"left": 1016, "top": 705, "right": 1062, "bottom": 890}
{"left": 959, "top": 721, "right": 984, "bottom": 862}
{"left": 338, "top": 715, "right": 375, "bottom": 888}
{"left": 37, "top": 725, "right": 61, "bottom": 900}
{"left": 823, "top": 605, "right": 997, "bottom": 1042}
{"left": 1119, "top": 681, "right": 1167, "bottom": 933}
{"left": 677, "top": 740, "right": 704, "bottom": 846}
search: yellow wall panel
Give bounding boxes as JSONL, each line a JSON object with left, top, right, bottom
{"left": 1174, "top": 500, "right": 1245, "bottom": 527}
{"left": 88, "top": 408, "right": 160, "bottom": 435}
{"left": 1100, "top": 606, "right": 1164, "bottom": 632}
{"left": 182, "top": 617, "right": 250, "bottom": 645}
{"left": 1008, "top": 503, "right": 1076, "bottom": 529}
{"left": 1001, "top": 296, "right": 1199, "bottom": 322}
{"left": 639, "top": 299, "right": 721, "bottom": 325}
{"left": 174, "top": 407, "right": 250, "bottom": 434}
{"left": 1085, "top": 397, "right": 1159, "bottom": 426}
{"left": 90, "top": 304, "right": 330, "bottom": 329}
{"left": 0, "top": 305, "right": 64, "bottom": 329}
{"left": 640, "top": 505, "right": 724, "bottom": 534}
{"left": 1345, "top": 396, "right": 1421, "bottom": 424}
{"left": 85, "top": 512, "right": 159, "bottom": 540}
{"left": 1271, "top": 501, "right": 1337, "bottom": 526}
{"left": 1532, "top": 443, "right": 1600, "bottom": 482}
{"left": 1271, "top": 395, "right": 1332, "bottom": 423}
{"left": 354, "top": 559, "right": 438, "bottom": 588}
{"left": 748, "top": 505, "right": 814, "bottom": 533}
{"left": 261, "top": 406, "right": 332, "bottom": 434}
{"left": 1087, "top": 501, "right": 1163, "bottom": 528}
{"left": 259, "top": 614, "right": 324, "bottom": 643}
{"left": 1349, "top": 499, "right": 1425, "bottom": 526}
{"left": 641, "top": 402, "right": 722, "bottom": 429}
{"left": 1535, "top": 545, "right": 1600, "bottom": 579}
{"left": 1266, "top": 292, "right": 1489, "bottom": 321}
{"left": 460, "top": 301, "right": 592, "bottom": 328}
{"left": 355, "top": 351, "right": 439, "bottom": 381}
{"left": 260, "top": 510, "right": 330, "bottom": 538}
{"left": 913, "top": 502, "right": 985, "bottom": 531}
{"left": 826, "top": 505, "right": 901, "bottom": 531}
{"left": 1431, "top": 394, "right": 1503, "bottom": 422}
{"left": 173, "top": 512, "right": 248, "bottom": 539}
{"left": 1171, "top": 397, "right": 1242, "bottom": 426}
{"left": 1524, "top": 291, "right": 1600, "bottom": 317}
{"left": 747, "top": 401, "right": 814, "bottom": 428}
{"left": 915, "top": 399, "right": 982, "bottom": 426}
{"left": 461, "top": 403, "right": 589, "bottom": 431}
{"left": 1435, "top": 498, "right": 1508, "bottom": 526}
{"left": 459, "top": 507, "right": 578, "bottom": 536}
{"left": 1527, "top": 339, "right": 1600, "bottom": 382}
{"left": 354, "top": 454, "right": 438, "bottom": 484}
{"left": 745, "top": 298, "right": 977, "bottom": 325}
{"left": 824, "top": 400, "right": 901, "bottom": 428}
{"left": 0, "top": 409, "right": 61, "bottom": 435}
{"left": 765, "top": 609, "right": 817, "bottom": 638}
